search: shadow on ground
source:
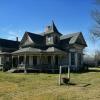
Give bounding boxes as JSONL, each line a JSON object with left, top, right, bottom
{"left": 88, "top": 68, "right": 100, "bottom": 72}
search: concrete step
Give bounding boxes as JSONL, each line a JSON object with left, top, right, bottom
{"left": 7, "top": 69, "right": 17, "bottom": 73}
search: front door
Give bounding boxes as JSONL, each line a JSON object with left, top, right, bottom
{"left": 33, "top": 56, "right": 37, "bottom": 66}
{"left": 13, "top": 57, "right": 18, "bottom": 67}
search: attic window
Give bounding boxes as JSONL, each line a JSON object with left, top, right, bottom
{"left": 46, "top": 26, "right": 52, "bottom": 32}
{"left": 48, "top": 26, "right": 51, "bottom": 29}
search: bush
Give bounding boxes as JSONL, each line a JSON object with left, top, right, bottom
{"left": 3, "top": 62, "right": 12, "bottom": 71}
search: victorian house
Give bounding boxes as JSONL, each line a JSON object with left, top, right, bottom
{"left": 0, "top": 21, "right": 87, "bottom": 72}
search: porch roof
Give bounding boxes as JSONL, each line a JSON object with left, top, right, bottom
{"left": 46, "top": 47, "right": 66, "bottom": 54}
{"left": 12, "top": 47, "right": 42, "bottom": 54}
{"left": 0, "top": 52, "right": 11, "bottom": 55}
{"left": 12, "top": 47, "right": 66, "bottom": 55}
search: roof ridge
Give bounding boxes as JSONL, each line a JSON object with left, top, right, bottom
{"left": 26, "top": 31, "right": 43, "bottom": 37}
{"left": 60, "top": 32, "right": 81, "bottom": 40}
{"left": 0, "top": 38, "right": 19, "bottom": 42}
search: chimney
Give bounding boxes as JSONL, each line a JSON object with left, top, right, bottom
{"left": 16, "top": 37, "right": 18, "bottom": 42}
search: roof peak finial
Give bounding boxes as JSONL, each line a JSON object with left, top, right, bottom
{"left": 51, "top": 20, "right": 55, "bottom": 26}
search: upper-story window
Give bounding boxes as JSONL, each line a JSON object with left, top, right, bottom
{"left": 78, "top": 53, "right": 81, "bottom": 65}
{"left": 55, "top": 36, "right": 59, "bottom": 44}
{"left": 47, "top": 36, "right": 53, "bottom": 44}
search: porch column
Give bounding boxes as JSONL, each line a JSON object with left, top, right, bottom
{"left": 18, "top": 55, "right": 19, "bottom": 67}
{"left": 29, "top": 55, "right": 33, "bottom": 66}
{"left": 59, "top": 55, "right": 62, "bottom": 65}
{"left": 39, "top": 55, "right": 41, "bottom": 65}
{"left": 81, "top": 54, "right": 83, "bottom": 65}
{"left": 24, "top": 54, "right": 27, "bottom": 73}
{"left": 52, "top": 55, "right": 55, "bottom": 66}
{"left": 80, "top": 53, "right": 83, "bottom": 68}
{"left": 75, "top": 53, "right": 78, "bottom": 67}
{"left": 12, "top": 56, "right": 14, "bottom": 68}
{"left": 52, "top": 55, "right": 55, "bottom": 73}
{"left": 37, "top": 56, "right": 40, "bottom": 65}
{"left": 69, "top": 52, "right": 71, "bottom": 66}
{"left": 45, "top": 55, "right": 47, "bottom": 64}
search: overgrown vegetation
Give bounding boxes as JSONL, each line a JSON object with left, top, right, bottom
{"left": 0, "top": 68, "right": 100, "bottom": 100}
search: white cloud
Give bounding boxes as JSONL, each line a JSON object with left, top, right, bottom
{"left": 0, "top": 27, "right": 24, "bottom": 41}
{"left": 6, "top": 30, "right": 23, "bottom": 41}
{"left": 8, "top": 31, "right": 18, "bottom": 36}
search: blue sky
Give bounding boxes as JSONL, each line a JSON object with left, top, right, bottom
{"left": 0, "top": 0, "right": 99, "bottom": 53}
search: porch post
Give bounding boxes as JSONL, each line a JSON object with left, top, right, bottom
{"left": 24, "top": 54, "right": 27, "bottom": 73}
{"left": 12, "top": 56, "right": 13, "bottom": 68}
{"left": 45, "top": 55, "right": 47, "bottom": 64}
{"left": 37, "top": 55, "right": 40, "bottom": 65}
{"left": 81, "top": 53, "right": 83, "bottom": 65}
{"left": 18, "top": 55, "right": 19, "bottom": 67}
{"left": 59, "top": 55, "right": 62, "bottom": 66}
{"left": 29, "top": 55, "right": 33, "bottom": 66}
{"left": 75, "top": 52, "right": 78, "bottom": 68}
{"left": 39, "top": 54, "right": 41, "bottom": 65}
{"left": 69, "top": 52, "right": 71, "bottom": 66}
{"left": 52, "top": 55, "right": 55, "bottom": 73}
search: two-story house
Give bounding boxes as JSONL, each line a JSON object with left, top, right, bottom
{"left": 11, "top": 21, "right": 87, "bottom": 72}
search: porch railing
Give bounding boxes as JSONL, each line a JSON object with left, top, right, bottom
{"left": 17, "top": 64, "right": 59, "bottom": 71}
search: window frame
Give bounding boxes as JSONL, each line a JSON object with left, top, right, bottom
{"left": 71, "top": 52, "right": 75, "bottom": 65}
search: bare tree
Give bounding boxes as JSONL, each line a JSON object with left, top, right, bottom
{"left": 90, "top": 0, "right": 100, "bottom": 66}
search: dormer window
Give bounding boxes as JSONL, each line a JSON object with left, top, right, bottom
{"left": 47, "top": 36, "right": 52, "bottom": 43}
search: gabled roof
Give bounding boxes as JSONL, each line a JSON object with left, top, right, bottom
{"left": 20, "top": 32, "right": 44, "bottom": 46}
{"left": 60, "top": 32, "right": 87, "bottom": 46}
{"left": 27, "top": 32, "right": 44, "bottom": 44}
{"left": 60, "top": 32, "right": 80, "bottom": 40}
{"left": 0, "top": 38, "right": 19, "bottom": 49}
{"left": 44, "top": 21, "right": 62, "bottom": 35}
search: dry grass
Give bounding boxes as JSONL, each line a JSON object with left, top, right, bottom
{"left": 0, "top": 68, "right": 100, "bottom": 100}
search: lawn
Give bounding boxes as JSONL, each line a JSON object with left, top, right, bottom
{"left": 0, "top": 68, "right": 100, "bottom": 100}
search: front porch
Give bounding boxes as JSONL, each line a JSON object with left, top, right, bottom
{"left": 12, "top": 53, "right": 68, "bottom": 72}
{"left": 11, "top": 47, "right": 83, "bottom": 72}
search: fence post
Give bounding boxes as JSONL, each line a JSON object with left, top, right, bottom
{"left": 59, "top": 65, "right": 62, "bottom": 85}
{"left": 68, "top": 65, "right": 70, "bottom": 80}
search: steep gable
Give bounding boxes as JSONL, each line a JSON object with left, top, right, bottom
{"left": 20, "top": 32, "right": 44, "bottom": 48}
{"left": 20, "top": 32, "right": 34, "bottom": 47}
{"left": 28, "top": 32, "right": 44, "bottom": 44}
{"left": 75, "top": 32, "right": 87, "bottom": 46}
{"left": 60, "top": 32, "right": 87, "bottom": 47}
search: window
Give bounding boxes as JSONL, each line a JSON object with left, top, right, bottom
{"left": 6, "top": 57, "right": 9, "bottom": 62}
{"left": 26, "top": 56, "right": 29, "bottom": 65}
{"left": 48, "top": 56, "right": 51, "bottom": 64}
{"left": 47, "top": 37, "right": 51, "bottom": 43}
{"left": 47, "top": 36, "right": 53, "bottom": 44}
{"left": 71, "top": 52, "right": 75, "bottom": 65}
{"left": 78, "top": 53, "right": 81, "bottom": 65}
{"left": 55, "top": 36, "right": 58, "bottom": 44}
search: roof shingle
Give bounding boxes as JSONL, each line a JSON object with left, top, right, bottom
{"left": 0, "top": 38, "right": 20, "bottom": 49}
